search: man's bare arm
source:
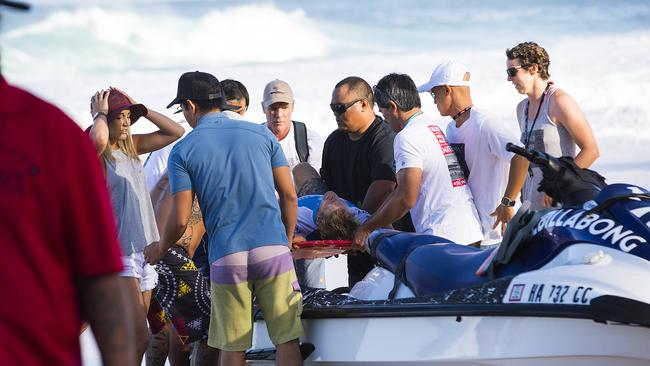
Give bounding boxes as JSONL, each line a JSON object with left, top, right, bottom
{"left": 273, "top": 166, "right": 298, "bottom": 243}
{"left": 78, "top": 274, "right": 136, "bottom": 366}
{"left": 353, "top": 169, "right": 421, "bottom": 249}
{"left": 491, "top": 154, "right": 528, "bottom": 234}
{"left": 144, "top": 189, "right": 195, "bottom": 264}
{"left": 361, "top": 179, "right": 396, "bottom": 214}
{"left": 176, "top": 197, "right": 205, "bottom": 257}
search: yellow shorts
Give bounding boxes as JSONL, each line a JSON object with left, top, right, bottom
{"left": 208, "top": 245, "right": 303, "bottom": 351}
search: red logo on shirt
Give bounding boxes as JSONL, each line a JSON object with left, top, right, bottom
{"left": 428, "top": 125, "right": 467, "bottom": 187}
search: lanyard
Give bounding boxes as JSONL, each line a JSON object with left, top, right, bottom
{"left": 404, "top": 110, "right": 423, "bottom": 128}
{"left": 451, "top": 105, "right": 472, "bottom": 121}
{"left": 523, "top": 83, "right": 550, "bottom": 149}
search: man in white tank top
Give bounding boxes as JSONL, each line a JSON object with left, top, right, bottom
{"left": 351, "top": 73, "right": 483, "bottom": 249}
{"left": 417, "top": 61, "right": 527, "bottom": 244}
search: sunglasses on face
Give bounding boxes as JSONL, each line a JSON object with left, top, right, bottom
{"left": 506, "top": 65, "right": 526, "bottom": 77}
{"left": 329, "top": 98, "right": 364, "bottom": 114}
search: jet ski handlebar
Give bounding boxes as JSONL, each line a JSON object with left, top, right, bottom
{"left": 506, "top": 143, "right": 560, "bottom": 172}
{"left": 505, "top": 143, "right": 605, "bottom": 207}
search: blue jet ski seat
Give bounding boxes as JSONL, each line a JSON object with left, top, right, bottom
{"left": 368, "top": 230, "right": 497, "bottom": 297}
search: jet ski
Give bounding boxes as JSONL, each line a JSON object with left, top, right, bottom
{"left": 247, "top": 143, "right": 650, "bottom": 365}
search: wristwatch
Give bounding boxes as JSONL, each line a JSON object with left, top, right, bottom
{"left": 501, "top": 196, "right": 516, "bottom": 207}
{"left": 92, "top": 111, "right": 107, "bottom": 120}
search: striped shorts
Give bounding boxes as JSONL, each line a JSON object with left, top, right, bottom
{"left": 208, "top": 245, "right": 303, "bottom": 351}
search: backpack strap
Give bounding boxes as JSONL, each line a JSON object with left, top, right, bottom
{"left": 292, "top": 121, "right": 309, "bottom": 163}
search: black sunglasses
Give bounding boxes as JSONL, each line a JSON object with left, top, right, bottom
{"left": 506, "top": 65, "right": 527, "bottom": 77}
{"left": 330, "top": 99, "right": 364, "bottom": 114}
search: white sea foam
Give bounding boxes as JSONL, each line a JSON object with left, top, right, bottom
{"left": 3, "top": 4, "right": 330, "bottom": 71}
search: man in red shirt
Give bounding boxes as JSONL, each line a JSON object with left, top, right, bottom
{"left": 1, "top": 3, "right": 136, "bottom": 363}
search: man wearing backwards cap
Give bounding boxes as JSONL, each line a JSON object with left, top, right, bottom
{"left": 261, "top": 79, "right": 325, "bottom": 289}
{"left": 418, "top": 61, "right": 526, "bottom": 244}
{"left": 144, "top": 71, "right": 304, "bottom": 365}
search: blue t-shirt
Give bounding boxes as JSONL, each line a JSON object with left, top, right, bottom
{"left": 168, "top": 112, "right": 289, "bottom": 263}
{"left": 296, "top": 195, "right": 370, "bottom": 238}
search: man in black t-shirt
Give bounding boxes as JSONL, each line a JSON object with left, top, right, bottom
{"left": 320, "top": 76, "right": 397, "bottom": 287}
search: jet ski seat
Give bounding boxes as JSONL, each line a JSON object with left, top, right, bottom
{"left": 368, "top": 230, "right": 497, "bottom": 297}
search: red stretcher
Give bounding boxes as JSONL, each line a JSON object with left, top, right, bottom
{"left": 291, "top": 240, "right": 353, "bottom": 259}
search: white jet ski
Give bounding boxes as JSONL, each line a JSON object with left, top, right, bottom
{"left": 246, "top": 144, "right": 650, "bottom": 365}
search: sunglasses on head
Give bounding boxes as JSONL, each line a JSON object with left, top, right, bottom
{"left": 506, "top": 65, "right": 527, "bottom": 77}
{"left": 330, "top": 98, "right": 364, "bottom": 114}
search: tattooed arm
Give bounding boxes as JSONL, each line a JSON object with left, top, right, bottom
{"left": 176, "top": 197, "right": 205, "bottom": 258}
{"left": 78, "top": 274, "right": 136, "bottom": 366}
{"left": 151, "top": 172, "right": 205, "bottom": 258}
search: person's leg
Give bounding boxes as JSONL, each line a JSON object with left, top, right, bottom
{"left": 276, "top": 339, "right": 303, "bottom": 366}
{"left": 168, "top": 327, "right": 191, "bottom": 366}
{"left": 119, "top": 253, "right": 152, "bottom": 363}
{"left": 252, "top": 246, "right": 304, "bottom": 366}
{"left": 208, "top": 251, "right": 254, "bottom": 366}
{"left": 347, "top": 251, "right": 376, "bottom": 287}
{"left": 293, "top": 162, "right": 327, "bottom": 197}
{"left": 189, "top": 340, "right": 219, "bottom": 366}
{"left": 145, "top": 322, "right": 170, "bottom": 366}
{"left": 121, "top": 277, "right": 151, "bottom": 363}
{"left": 294, "top": 258, "right": 326, "bottom": 289}
{"left": 218, "top": 351, "right": 244, "bottom": 366}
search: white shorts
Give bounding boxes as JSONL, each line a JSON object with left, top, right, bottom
{"left": 120, "top": 251, "right": 158, "bottom": 292}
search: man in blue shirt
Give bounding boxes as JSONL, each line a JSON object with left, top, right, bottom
{"left": 144, "top": 71, "right": 303, "bottom": 366}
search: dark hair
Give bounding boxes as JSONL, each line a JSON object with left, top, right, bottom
{"left": 220, "top": 79, "right": 249, "bottom": 108}
{"left": 181, "top": 98, "right": 222, "bottom": 113}
{"left": 335, "top": 76, "right": 374, "bottom": 106}
{"left": 317, "top": 208, "right": 360, "bottom": 240}
{"left": 506, "top": 42, "right": 551, "bottom": 80}
{"left": 374, "top": 73, "right": 421, "bottom": 111}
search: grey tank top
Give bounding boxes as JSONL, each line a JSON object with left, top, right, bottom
{"left": 105, "top": 149, "right": 159, "bottom": 255}
{"left": 518, "top": 85, "right": 576, "bottom": 210}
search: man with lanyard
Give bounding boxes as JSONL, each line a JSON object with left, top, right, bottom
{"left": 352, "top": 73, "right": 483, "bottom": 249}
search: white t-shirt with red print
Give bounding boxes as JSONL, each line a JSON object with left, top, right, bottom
{"left": 394, "top": 112, "right": 483, "bottom": 245}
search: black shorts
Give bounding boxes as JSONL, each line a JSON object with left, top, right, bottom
{"left": 152, "top": 245, "right": 211, "bottom": 344}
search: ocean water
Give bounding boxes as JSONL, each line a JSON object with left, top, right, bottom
{"left": 2, "top": 1, "right": 649, "bottom": 364}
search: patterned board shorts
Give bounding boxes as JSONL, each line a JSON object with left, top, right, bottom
{"left": 209, "top": 245, "right": 304, "bottom": 351}
{"left": 150, "top": 246, "right": 211, "bottom": 344}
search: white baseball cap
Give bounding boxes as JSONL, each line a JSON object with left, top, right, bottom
{"left": 262, "top": 79, "right": 294, "bottom": 109}
{"left": 417, "top": 60, "right": 471, "bottom": 92}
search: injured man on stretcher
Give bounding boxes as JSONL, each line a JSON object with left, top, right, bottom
{"left": 293, "top": 162, "right": 371, "bottom": 242}
{"left": 291, "top": 162, "right": 372, "bottom": 288}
